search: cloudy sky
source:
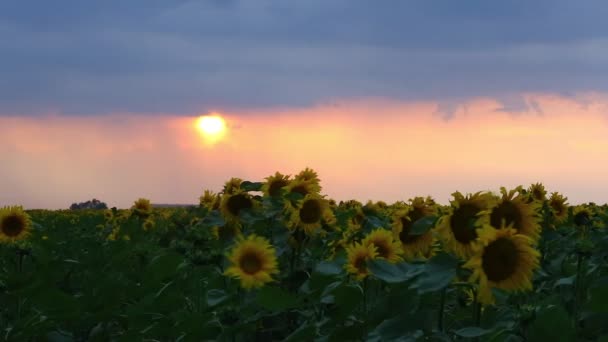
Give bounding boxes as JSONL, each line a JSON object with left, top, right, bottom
{"left": 1, "top": 1, "right": 608, "bottom": 208}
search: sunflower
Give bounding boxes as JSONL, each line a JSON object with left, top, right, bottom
{"left": 410, "top": 196, "right": 439, "bottom": 212}
{"left": 107, "top": 226, "right": 120, "bottom": 241}
{"left": 261, "top": 172, "right": 291, "bottom": 197}
{"left": 464, "top": 226, "right": 540, "bottom": 305}
{"left": 341, "top": 200, "right": 363, "bottom": 210}
{"left": 132, "top": 198, "right": 151, "bottom": 211}
{"left": 294, "top": 167, "right": 321, "bottom": 188}
{"left": 142, "top": 218, "right": 155, "bottom": 231}
{"left": 362, "top": 200, "right": 387, "bottom": 217}
{"left": 199, "top": 190, "right": 219, "bottom": 210}
{"left": 0, "top": 206, "right": 33, "bottom": 243}
{"left": 375, "top": 201, "right": 389, "bottom": 210}
{"left": 437, "top": 191, "right": 494, "bottom": 259}
{"left": 289, "top": 194, "right": 335, "bottom": 236}
{"left": 103, "top": 210, "right": 113, "bottom": 220}
{"left": 328, "top": 199, "right": 337, "bottom": 210}
{"left": 220, "top": 190, "right": 255, "bottom": 223}
{"left": 362, "top": 229, "right": 403, "bottom": 263}
{"left": 339, "top": 202, "right": 365, "bottom": 233}
{"left": 573, "top": 205, "right": 592, "bottom": 227}
{"left": 344, "top": 241, "right": 378, "bottom": 280}
{"left": 548, "top": 192, "right": 569, "bottom": 224}
{"left": 132, "top": 198, "right": 152, "bottom": 218}
{"left": 488, "top": 187, "right": 541, "bottom": 241}
{"left": 223, "top": 178, "right": 243, "bottom": 195}
{"left": 391, "top": 201, "right": 436, "bottom": 260}
{"left": 285, "top": 179, "right": 321, "bottom": 202}
{"left": 224, "top": 235, "right": 279, "bottom": 289}
{"left": 527, "top": 183, "right": 547, "bottom": 203}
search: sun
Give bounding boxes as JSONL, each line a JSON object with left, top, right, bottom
{"left": 196, "top": 114, "right": 227, "bottom": 142}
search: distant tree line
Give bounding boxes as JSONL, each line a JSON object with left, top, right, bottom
{"left": 69, "top": 199, "right": 108, "bottom": 210}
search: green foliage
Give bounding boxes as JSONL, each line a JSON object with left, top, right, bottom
{"left": 1, "top": 197, "right": 607, "bottom": 340}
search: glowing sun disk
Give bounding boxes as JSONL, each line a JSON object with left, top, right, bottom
{"left": 196, "top": 115, "right": 226, "bottom": 139}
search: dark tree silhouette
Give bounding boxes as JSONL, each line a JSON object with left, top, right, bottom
{"left": 69, "top": 198, "right": 108, "bottom": 210}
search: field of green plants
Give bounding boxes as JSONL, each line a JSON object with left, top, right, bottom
{"left": 1, "top": 169, "right": 608, "bottom": 341}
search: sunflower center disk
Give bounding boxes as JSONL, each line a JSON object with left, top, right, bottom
{"left": 227, "top": 194, "right": 253, "bottom": 216}
{"left": 290, "top": 185, "right": 308, "bottom": 196}
{"left": 240, "top": 253, "right": 263, "bottom": 275}
{"left": 399, "top": 209, "right": 425, "bottom": 244}
{"left": 450, "top": 204, "right": 480, "bottom": 244}
{"left": 490, "top": 201, "right": 522, "bottom": 231}
{"left": 1, "top": 215, "right": 26, "bottom": 237}
{"left": 269, "top": 180, "right": 288, "bottom": 197}
{"left": 482, "top": 238, "right": 519, "bottom": 282}
{"left": 574, "top": 211, "right": 590, "bottom": 226}
{"left": 550, "top": 200, "right": 565, "bottom": 216}
{"left": 353, "top": 213, "right": 365, "bottom": 225}
{"left": 373, "top": 242, "right": 390, "bottom": 258}
{"left": 299, "top": 200, "right": 322, "bottom": 224}
{"left": 354, "top": 255, "right": 367, "bottom": 273}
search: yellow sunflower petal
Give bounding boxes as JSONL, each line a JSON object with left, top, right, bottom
{"left": 0, "top": 206, "right": 33, "bottom": 243}
{"left": 362, "top": 228, "right": 403, "bottom": 263}
{"left": 464, "top": 226, "right": 540, "bottom": 305}
{"left": 224, "top": 235, "right": 279, "bottom": 289}
{"left": 436, "top": 191, "right": 494, "bottom": 259}
{"left": 488, "top": 187, "right": 541, "bottom": 241}
{"left": 345, "top": 241, "right": 378, "bottom": 280}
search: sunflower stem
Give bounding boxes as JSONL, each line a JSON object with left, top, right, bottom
{"left": 473, "top": 298, "right": 483, "bottom": 342}
{"left": 295, "top": 244, "right": 302, "bottom": 270}
{"left": 17, "top": 248, "right": 25, "bottom": 273}
{"left": 438, "top": 286, "right": 447, "bottom": 332}
{"left": 289, "top": 247, "right": 296, "bottom": 275}
{"left": 573, "top": 252, "right": 583, "bottom": 330}
{"left": 539, "top": 204, "right": 550, "bottom": 265}
{"left": 363, "top": 278, "right": 368, "bottom": 317}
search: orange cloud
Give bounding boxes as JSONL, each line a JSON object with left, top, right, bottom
{"left": 1, "top": 94, "right": 608, "bottom": 209}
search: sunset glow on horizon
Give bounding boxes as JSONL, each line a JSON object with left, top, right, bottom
{"left": 2, "top": 94, "right": 607, "bottom": 209}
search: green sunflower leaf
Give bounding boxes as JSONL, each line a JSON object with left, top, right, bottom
{"left": 410, "top": 252, "right": 458, "bottom": 293}
{"left": 410, "top": 215, "right": 438, "bottom": 235}
{"left": 206, "top": 289, "right": 229, "bottom": 307}
{"left": 315, "top": 259, "right": 344, "bottom": 276}
{"left": 553, "top": 275, "right": 576, "bottom": 288}
{"left": 454, "top": 327, "right": 493, "bottom": 338}
{"left": 240, "top": 181, "right": 263, "bottom": 191}
{"left": 368, "top": 259, "right": 423, "bottom": 284}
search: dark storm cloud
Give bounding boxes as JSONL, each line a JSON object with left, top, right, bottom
{"left": 1, "top": 0, "right": 607, "bottom": 115}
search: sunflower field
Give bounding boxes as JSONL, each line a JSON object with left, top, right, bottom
{"left": 1, "top": 169, "right": 608, "bottom": 341}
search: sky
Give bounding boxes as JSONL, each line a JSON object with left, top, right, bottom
{"left": 1, "top": 1, "right": 608, "bottom": 208}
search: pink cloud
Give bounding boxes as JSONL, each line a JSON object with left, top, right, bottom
{"left": 1, "top": 94, "right": 607, "bottom": 209}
